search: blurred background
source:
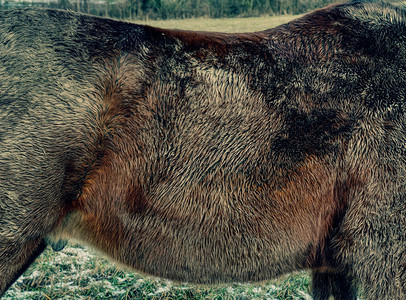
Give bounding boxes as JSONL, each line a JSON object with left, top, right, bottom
{"left": 0, "top": 0, "right": 344, "bottom": 20}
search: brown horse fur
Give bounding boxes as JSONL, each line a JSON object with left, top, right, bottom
{"left": 1, "top": 1, "right": 405, "bottom": 299}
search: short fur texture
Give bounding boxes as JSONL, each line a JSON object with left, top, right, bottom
{"left": 0, "top": 1, "right": 405, "bottom": 299}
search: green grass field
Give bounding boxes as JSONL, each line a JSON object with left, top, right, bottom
{"left": 135, "top": 14, "right": 301, "bottom": 32}
{"left": 4, "top": 14, "right": 316, "bottom": 300}
{"left": 5, "top": 243, "right": 312, "bottom": 300}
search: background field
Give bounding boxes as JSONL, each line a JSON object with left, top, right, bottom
{"left": 136, "top": 14, "right": 300, "bottom": 32}
{"left": 6, "top": 14, "right": 312, "bottom": 300}
{"left": 5, "top": 243, "right": 312, "bottom": 300}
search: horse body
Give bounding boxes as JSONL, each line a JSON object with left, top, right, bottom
{"left": 0, "top": 2, "right": 405, "bottom": 298}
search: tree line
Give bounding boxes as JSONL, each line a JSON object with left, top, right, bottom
{"left": 1, "top": 0, "right": 344, "bottom": 20}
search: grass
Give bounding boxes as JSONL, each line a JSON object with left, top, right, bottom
{"left": 4, "top": 15, "right": 313, "bottom": 300}
{"left": 4, "top": 243, "right": 312, "bottom": 300}
{"left": 134, "top": 14, "right": 302, "bottom": 32}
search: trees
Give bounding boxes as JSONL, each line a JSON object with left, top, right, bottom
{"left": 130, "top": 0, "right": 338, "bottom": 19}
{"left": 0, "top": 0, "right": 339, "bottom": 19}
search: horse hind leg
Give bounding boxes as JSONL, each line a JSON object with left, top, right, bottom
{"left": 331, "top": 179, "right": 406, "bottom": 299}
{"left": 312, "top": 269, "right": 357, "bottom": 300}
